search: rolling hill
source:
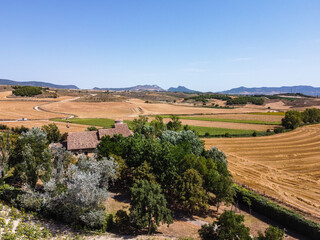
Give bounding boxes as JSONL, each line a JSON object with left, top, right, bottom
{"left": 0, "top": 79, "right": 79, "bottom": 89}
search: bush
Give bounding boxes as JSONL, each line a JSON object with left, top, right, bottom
{"left": 252, "top": 131, "right": 257, "bottom": 137}
{"left": 0, "top": 124, "right": 9, "bottom": 130}
{"left": 12, "top": 86, "right": 42, "bottom": 97}
{"left": 281, "top": 111, "right": 302, "bottom": 129}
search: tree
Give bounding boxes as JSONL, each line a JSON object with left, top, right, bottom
{"left": 132, "top": 161, "right": 157, "bottom": 183}
{"left": 10, "top": 128, "right": 52, "bottom": 188}
{"left": 87, "top": 126, "right": 98, "bottom": 131}
{"left": 132, "top": 116, "right": 155, "bottom": 137}
{"left": 41, "top": 123, "right": 61, "bottom": 143}
{"left": 174, "top": 169, "right": 208, "bottom": 213}
{"left": 96, "top": 134, "right": 124, "bottom": 158}
{"left": 256, "top": 226, "right": 284, "bottom": 240}
{"left": 166, "top": 115, "right": 182, "bottom": 131}
{"left": 281, "top": 111, "right": 302, "bottom": 129}
{"left": 199, "top": 210, "right": 252, "bottom": 240}
{"left": 302, "top": 108, "right": 320, "bottom": 123}
{"left": 130, "top": 180, "right": 173, "bottom": 234}
{"left": 0, "top": 132, "right": 13, "bottom": 180}
{"left": 150, "top": 116, "right": 166, "bottom": 137}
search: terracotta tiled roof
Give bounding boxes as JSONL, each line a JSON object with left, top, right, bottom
{"left": 98, "top": 123, "right": 133, "bottom": 138}
{"left": 67, "top": 123, "right": 133, "bottom": 151}
{"left": 67, "top": 131, "right": 99, "bottom": 150}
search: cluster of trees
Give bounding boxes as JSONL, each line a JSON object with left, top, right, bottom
{"left": 96, "top": 116, "right": 235, "bottom": 233}
{"left": 282, "top": 108, "right": 320, "bottom": 129}
{"left": 0, "top": 125, "right": 117, "bottom": 230}
{"left": 226, "top": 96, "right": 264, "bottom": 105}
{"left": 184, "top": 94, "right": 231, "bottom": 103}
{"left": 12, "top": 86, "right": 42, "bottom": 97}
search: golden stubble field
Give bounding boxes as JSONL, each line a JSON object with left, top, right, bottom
{"left": 205, "top": 124, "right": 320, "bottom": 221}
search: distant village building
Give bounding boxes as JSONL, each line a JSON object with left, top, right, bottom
{"left": 67, "top": 121, "right": 132, "bottom": 154}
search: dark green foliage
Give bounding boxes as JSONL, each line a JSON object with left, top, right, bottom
{"left": 174, "top": 169, "right": 208, "bottom": 213}
{"left": 227, "top": 96, "right": 264, "bottom": 105}
{"left": 150, "top": 116, "right": 166, "bottom": 137}
{"left": 115, "top": 210, "right": 132, "bottom": 233}
{"left": 252, "top": 131, "right": 257, "bottom": 137}
{"left": 87, "top": 126, "right": 98, "bottom": 131}
{"left": 10, "top": 128, "right": 52, "bottom": 188}
{"left": 302, "top": 108, "right": 320, "bottom": 123}
{"left": 234, "top": 185, "right": 320, "bottom": 240}
{"left": 199, "top": 210, "right": 252, "bottom": 240}
{"left": 96, "top": 134, "right": 124, "bottom": 158}
{"left": 12, "top": 86, "right": 42, "bottom": 97}
{"left": 281, "top": 111, "right": 302, "bottom": 129}
{"left": 130, "top": 180, "right": 173, "bottom": 234}
{"left": 256, "top": 226, "right": 284, "bottom": 240}
{"left": 102, "top": 214, "right": 114, "bottom": 232}
{"left": 0, "top": 124, "right": 9, "bottom": 130}
{"left": 11, "top": 126, "right": 29, "bottom": 134}
{"left": 166, "top": 115, "right": 182, "bottom": 131}
{"left": 41, "top": 123, "right": 61, "bottom": 143}
{"left": 132, "top": 161, "right": 157, "bottom": 183}
{"left": 0, "top": 132, "right": 13, "bottom": 180}
{"left": 184, "top": 94, "right": 231, "bottom": 102}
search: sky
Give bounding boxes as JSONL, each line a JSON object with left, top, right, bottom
{"left": 0, "top": 0, "right": 320, "bottom": 92}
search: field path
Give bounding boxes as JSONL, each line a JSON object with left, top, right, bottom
{"left": 205, "top": 124, "right": 320, "bottom": 221}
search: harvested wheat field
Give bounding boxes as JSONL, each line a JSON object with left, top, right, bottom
{"left": 41, "top": 98, "right": 271, "bottom": 119}
{"left": 0, "top": 101, "right": 66, "bottom": 120}
{"left": 205, "top": 124, "right": 320, "bottom": 221}
{"left": 2, "top": 120, "right": 89, "bottom": 133}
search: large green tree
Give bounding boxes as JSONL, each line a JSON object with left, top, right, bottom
{"left": 41, "top": 123, "right": 61, "bottom": 143}
{"left": 174, "top": 169, "right": 208, "bottom": 213}
{"left": 130, "top": 180, "right": 173, "bottom": 234}
{"left": 281, "top": 111, "right": 302, "bottom": 129}
{"left": 199, "top": 210, "right": 252, "bottom": 240}
{"left": 10, "top": 127, "right": 52, "bottom": 188}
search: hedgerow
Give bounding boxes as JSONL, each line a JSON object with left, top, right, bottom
{"left": 234, "top": 185, "right": 320, "bottom": 240}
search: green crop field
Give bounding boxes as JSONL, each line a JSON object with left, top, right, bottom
{"left": 188, "top": 125, "right": 262, "bottom": 137}
{"left": 247, "top": 112, "right": 285, "bottom": 116}
{"left": 159, "top": 115, "right": 281, "bottom": 125}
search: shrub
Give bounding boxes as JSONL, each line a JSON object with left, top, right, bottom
{"left": 252, "top": 131, "right": 257, "bottom": 137}
{"left": 12, "top": 86, "right": 42, "bottom": 97}
{"left": 281, "top": 111, "right": 302, "bottom": 129}
{"left": 0, "top": 124, "right": 9, "bottom": 130}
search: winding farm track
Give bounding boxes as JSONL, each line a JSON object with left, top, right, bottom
{"left": 205, "top": 124, "right": 320, "bottom": 221}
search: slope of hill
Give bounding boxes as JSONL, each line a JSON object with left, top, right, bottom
{"left": 0, "top": 79, "right": 79, "bottom": 89}
{"left": 94, "top": 84, "right": 165, "bottom": 91}
{"left": 167, "top": 86, "right": 198, "bottom": 93}
{"left": 220, "top": 85, "right": 320, "bottom": 96}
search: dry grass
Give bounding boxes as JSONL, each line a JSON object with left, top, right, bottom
{"left": 205, "top": 124, "right": 320, "bottom": 222}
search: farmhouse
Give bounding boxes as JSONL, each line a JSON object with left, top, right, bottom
{"left": 67, "top": 120, "right": 132, "bottom": 154}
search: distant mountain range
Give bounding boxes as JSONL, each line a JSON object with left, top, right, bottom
{"left": 167, "top": 86, "right": 198, "bottom": 93}
{"left": 0, "top": 79, "right": 79, "bottom": 89}
{"left": 221, "top": 85, "right": 320, "bottom": 96}
{"left": 94, "top": 84, "right": 165, "bottom": 91}
{"left": 94, "top": 85, "right": 198, "bottom": 92}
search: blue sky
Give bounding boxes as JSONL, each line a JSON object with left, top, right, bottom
{"left": 0, "top": 0, "right": 320, "bottom": 91}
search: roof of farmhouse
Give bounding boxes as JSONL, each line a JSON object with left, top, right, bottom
{"left": 67, "top": 122, "right": 133, "bottom": 151}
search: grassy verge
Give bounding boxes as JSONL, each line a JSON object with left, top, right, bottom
{"left": 247, "top": 112, "right": 285, "bottom": 116}
{"left": 159, "top": 115, "right": 280, "bottom": 125}
{"left": 234, "top": 184, "right": 320, "bottom": 240}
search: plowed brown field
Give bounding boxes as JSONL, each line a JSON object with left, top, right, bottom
{"left": 205, "top": 124, "right": 320, "bottom": 221}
